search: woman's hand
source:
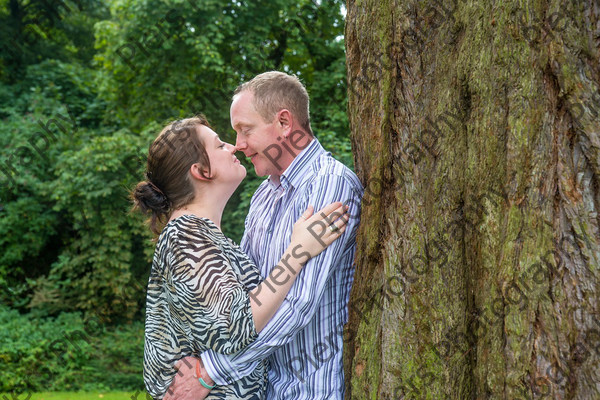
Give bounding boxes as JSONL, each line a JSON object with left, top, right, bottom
{"left": 290, "top": 202, "right": 349, "bottom": 262}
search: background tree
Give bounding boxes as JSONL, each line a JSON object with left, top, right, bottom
{"left": 344, "top": 0, "right": 600, "bottom": 398}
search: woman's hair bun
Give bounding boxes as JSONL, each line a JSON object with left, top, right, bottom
{"left": 132, "top": 180, "right": 171, "bottom": 215}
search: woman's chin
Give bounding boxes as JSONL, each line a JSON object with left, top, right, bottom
{"left": 236, "top": 169, "right": 247, "bottom": 184}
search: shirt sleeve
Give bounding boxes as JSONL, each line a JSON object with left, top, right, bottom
{"left": 201, "top": 173, "right": 363, "bottom": 384}
{"left": 170, "top": 225, "right": 259, "bottom": 355}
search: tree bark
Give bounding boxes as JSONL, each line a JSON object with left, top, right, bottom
{"left": 343, "top": 0, "right": 600, "bottom": 398}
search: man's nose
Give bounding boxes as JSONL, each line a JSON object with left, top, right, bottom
{"left": 235, "top": 135, "right": 246, "bottom": 151}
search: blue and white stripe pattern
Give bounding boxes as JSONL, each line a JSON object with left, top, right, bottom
{"left": 202, "top": 138, "right": 364, "bottom": 399}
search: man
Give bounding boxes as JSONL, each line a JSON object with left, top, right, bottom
{"left": 166, "top": 71, "right": 363, "bottom": 399}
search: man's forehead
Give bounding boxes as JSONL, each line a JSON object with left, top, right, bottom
{"left": 231, "top": 115, "right": 251, "bottom": 129}
{"left": 232, "top": 90, "right": 251, "bottom": 107}
{"left": 231, "top": 95, "right": 258, "bottom": 127}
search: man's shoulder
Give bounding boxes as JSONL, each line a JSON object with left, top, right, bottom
{"left": 310, "top": 152, "right": 363, "bottom": 191}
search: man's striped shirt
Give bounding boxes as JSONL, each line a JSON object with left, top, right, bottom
{"left": 202, "top": 137, "right": 363, "bottom": 399}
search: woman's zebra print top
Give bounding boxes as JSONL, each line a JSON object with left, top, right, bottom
{"left": 143, "top": 214, "right": 268, "bottom": 399}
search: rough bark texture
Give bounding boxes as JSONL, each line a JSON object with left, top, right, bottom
{"left": 344, "top": 0, "right": 600, "bottom": 398}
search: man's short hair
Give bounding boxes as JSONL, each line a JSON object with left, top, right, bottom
{"left": 234, "top": 71, "right": 313, "bottom": 135}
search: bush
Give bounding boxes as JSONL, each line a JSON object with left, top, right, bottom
{"left": 0, "top": 306, "right": 144, "bottom": 392}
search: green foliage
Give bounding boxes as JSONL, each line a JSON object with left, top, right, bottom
{"left": 0, "top": 0, "right": 109, "bottom": 83}
{"left": 37, "top": 127, "right": 154, "bottom": 320}
{"left": 0, "top": 86, "right": 153, "bottom": 319}
{"left": 0, "top": 305, "right": 144, "bottom": 392}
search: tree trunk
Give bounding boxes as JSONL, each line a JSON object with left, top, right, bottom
{"left": 343, "top": 0, "right": 600, "bottom": 398}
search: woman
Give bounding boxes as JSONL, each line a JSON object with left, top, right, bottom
{"left": 132, "top": 116, "right": 348, "bottom": 399}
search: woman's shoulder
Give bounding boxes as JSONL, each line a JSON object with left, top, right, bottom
{"left": 158, "top": 215, "right": 234, "bottom": 261}
{"left": 160, "top": 214, "right": 221, "bottom": 242}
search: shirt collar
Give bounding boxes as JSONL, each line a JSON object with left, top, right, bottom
{"left": 267, "top": 137, "right": 324, "bottom": 191}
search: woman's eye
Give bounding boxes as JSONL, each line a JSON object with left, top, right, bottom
{"left": 219, "top": 143, "right": 226, "bottom": 148}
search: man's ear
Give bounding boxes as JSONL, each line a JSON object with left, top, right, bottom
{"left": 277, "top": 109, "right": 293, "bottom": 137}
{"left": 190, "top": 163, "right": 211, "bottom": 181}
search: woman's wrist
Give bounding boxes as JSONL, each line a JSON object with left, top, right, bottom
{"left": 284, "top": 243, "right": 310, "bottom": 269}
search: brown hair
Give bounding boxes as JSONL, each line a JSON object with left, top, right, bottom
{"left": 132, "top": 116, "right": 213, "bottom": 234}
{"left": 234, "top": 71, "right": 313, "bottom": 135}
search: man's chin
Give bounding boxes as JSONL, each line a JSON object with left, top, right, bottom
{"left": 252, "top": 163, "right": 268, "bottom": 177}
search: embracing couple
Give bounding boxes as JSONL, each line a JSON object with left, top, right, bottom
{"left": 132, "top": 71, "right": 364, "bottom": 400}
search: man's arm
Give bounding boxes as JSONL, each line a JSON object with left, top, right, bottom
{"left": 202, "top": 172, "right": 363, "bottom": 385}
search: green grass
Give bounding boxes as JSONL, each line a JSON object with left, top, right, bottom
{"left": 1, "top": 393, "right": 148, "bottom": 400}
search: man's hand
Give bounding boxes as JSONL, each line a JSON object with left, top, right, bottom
{"left": 163, "top": 356, "right": 213, "bottom": 400}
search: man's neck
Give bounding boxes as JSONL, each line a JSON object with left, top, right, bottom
{"left": 269, "top": 174, "right": 281, "bottom": 186}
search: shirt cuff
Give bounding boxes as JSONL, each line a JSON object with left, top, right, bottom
{"left": 202, "top": 351, "right": 237, "bottom": 386}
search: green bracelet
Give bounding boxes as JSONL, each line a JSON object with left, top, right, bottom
{"left": 198, "top": 376, "right": 215, "bottom": 390}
